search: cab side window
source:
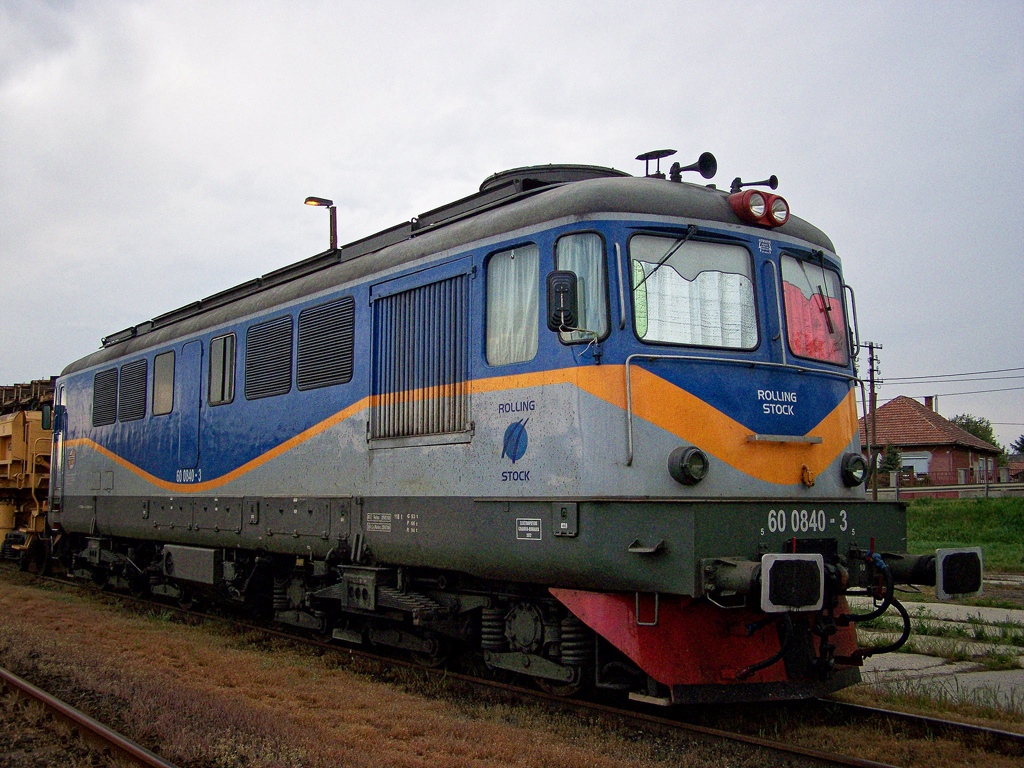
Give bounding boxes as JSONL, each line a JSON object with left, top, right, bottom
{"left": 486, "top": 244, "right": 539, "bottom": 366}
{"left": 555, "top": 232, "right": 608, "bottom": 342}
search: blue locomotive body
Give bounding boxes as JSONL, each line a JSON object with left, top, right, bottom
{"left": 47, "top": 159, "right": 982, "bottom": 703}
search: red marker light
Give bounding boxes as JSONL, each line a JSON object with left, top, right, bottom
{"left": 729, "top": 189, "right": 790, "bottom": 227}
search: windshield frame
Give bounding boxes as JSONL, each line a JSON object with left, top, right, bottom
{"left": 779, "top": 250, "right": 850, "bottom": 367}
{"left": 627, "top": 230, "right": 761, "bottom": 353}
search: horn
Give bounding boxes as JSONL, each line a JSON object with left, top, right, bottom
{"left": 670, "top": 152, "right": 717, "bottom": 182}
{"left": 730, "top": 174, "right": 779, "bottom": 194}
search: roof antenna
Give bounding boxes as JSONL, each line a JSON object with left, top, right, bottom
{"left": 636, "top": 149, "right": 676, "bottom": 179}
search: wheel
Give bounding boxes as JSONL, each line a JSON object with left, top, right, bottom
{"left": 411, "top": 635, "right": 451, "bottom": 668}
{"left": 177, "top": 587, "right": 199, "bottom": 611}
{"left": 18, "top": 538, "right": 49, "bottom": 575}
{"left": 535, "top": 668, "right": 586, "bottom": 697}
{"left": 129, "top": 572, "right": 150, "bottom": 598}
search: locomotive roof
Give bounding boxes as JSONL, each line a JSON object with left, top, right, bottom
{"left": 64, "top": 167, "right": 836, "bottom": 375}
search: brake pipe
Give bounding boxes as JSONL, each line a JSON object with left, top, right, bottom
{"left": 837, "top": 553, "right": 894, "bottom": 626}
{"left": 736, "top": 614, "right": 794, "bottom": 680}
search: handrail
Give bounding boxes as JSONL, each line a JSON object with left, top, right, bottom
{"left": 763, "top": 259, "right": 789, "bottom": 368}
{"left": 844, "top": 283, "right": 862, "bottom": 360}
{"left": 615, "top": 242, "right": 627, "bottom": 330}
{"left": 624, "top": 352, "right": 856, "bottom": 466}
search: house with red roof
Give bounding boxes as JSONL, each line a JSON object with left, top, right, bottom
{"left": 858, "top": 395, "right": 1003, "bottom": 487}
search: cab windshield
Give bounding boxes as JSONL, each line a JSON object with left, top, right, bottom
{"left": 781, "top": 254, "right": 848, "bottom": 365}
{"left": 630, "top": 234, "right": 757, "bottom": 349}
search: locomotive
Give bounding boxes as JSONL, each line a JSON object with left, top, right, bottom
{"left": 46, "top": 150, "right": 983, "bottom": 704}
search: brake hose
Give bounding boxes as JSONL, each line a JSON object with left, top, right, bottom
{"left": 838, "top": 552, "right": 894, "bottom": 625}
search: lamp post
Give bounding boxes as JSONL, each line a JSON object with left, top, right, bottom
{"left": 304, "top": 196, "right": 337, "bottom": 251}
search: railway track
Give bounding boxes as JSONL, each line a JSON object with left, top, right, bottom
{"left": 0, "top": 664, "right": 180, "bottom": 768}
{"left": 3, "top": 563, "right": 1022, "bottom": 767}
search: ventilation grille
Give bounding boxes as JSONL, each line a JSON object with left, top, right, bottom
{"left": 92, "top": 368, "right": 118, "bottom": 426}
{"left": 297, "top": 297, "right": 355, "bottom": 391}
{"left": 245, "top": 315, "right": 293, "bottom": 400}
{"left": 371, "top": 275, "right": 469, "bottom": 439}
{"left": 117, "top": 359, "right": 148, "bottom": 422}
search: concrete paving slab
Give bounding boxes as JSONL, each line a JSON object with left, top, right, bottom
{"left": 870, "top": 668, "right": 1024, "bottom": 713}
{"left": 847, "top": 597, "right": 1024, "bottom": 626}
{"left": 857, "top": 652, "right": 1024, "bottom": 712}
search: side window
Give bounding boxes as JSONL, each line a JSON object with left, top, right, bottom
{"left": 208, "top": 334, "right": 236, "bottom": 405}
{"left": 781, "top": 254, "right": 848, "bottom": 365}
{"left": 92, "top": 368, "right": 118, "bottom": 427}
{"left": 245, "top": 315, "right": 293, "bottom": 400}
{"left": 153, "top": 351, "right": 175, "bottom": 415}
{"left": 297, "top": 297, "right": 355, "bottom": 390}
{"left": 486, "top": 244, "right": 539, "bottom": 366}
{"left": 555, "top": 232, "right": 608, "bottom": 342}
{"left": 117, "top": 359, "right": 147, "bottom": 422}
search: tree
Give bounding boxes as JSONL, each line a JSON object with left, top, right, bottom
{"left": 1012, "top": 434, "right": 1024, "bottom": 455}
{"left": 949, "top": 413, "right": 1002, "bottom": 451}
{"left": 878, "top": 444, "right": 902, "bottom": 472}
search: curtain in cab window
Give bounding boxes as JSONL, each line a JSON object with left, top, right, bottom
{"left": 631, "top": 235, "right": 757, "bottom": 349}
{"left": 555, "top": 233, "right": 607, "bottom": 342}
{"left": 781, "top": 255, "right": 848, "bottom": 365}
{"left": 486, "top": 244, "right": 539, "bottom": 365}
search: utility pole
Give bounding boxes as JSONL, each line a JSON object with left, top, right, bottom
{"left": 866, "top": 342, "right": 882, "bottom": 501}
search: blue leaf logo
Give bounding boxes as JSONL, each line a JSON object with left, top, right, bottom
{"left": 502, "top": 419, "right": 529, "bottom": 463}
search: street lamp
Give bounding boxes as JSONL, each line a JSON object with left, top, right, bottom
{"left": 304, "top": 196, "right": 337, "bottom": 251}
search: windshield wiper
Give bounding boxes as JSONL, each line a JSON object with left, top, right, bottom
{"left": 817, "top": 285, "right": 835, "bottom": 334}
{"left": 632, "top": 225, "right": 698, "bottom": 291}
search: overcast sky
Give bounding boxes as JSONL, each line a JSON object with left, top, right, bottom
{"left": 2, "top": 1, "right": 1022, "bottom": 447}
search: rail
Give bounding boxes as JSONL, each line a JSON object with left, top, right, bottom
{"left": 6, "top": 565, "right": 1022, "bottom": 767}
{"left": 0, "top": 664, "right": 181, "bottom": 768}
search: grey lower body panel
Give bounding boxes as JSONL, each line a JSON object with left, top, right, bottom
{"left": 54, "top": 495, "right": 905, "bottom": 596}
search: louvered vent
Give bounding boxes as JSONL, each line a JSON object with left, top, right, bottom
{"left": 92, "top": 368, "right": 118, "bottom": 426}
{"left": 297, "top": 296, "right": 355, "bottom": 390}
{"left": 245, "top": 315, "right": 293, "bottom": 400}
{"left": 371, "top": 274, "right": 469, "bottom": 439}
{"left": 118, "top": 359, "right": 148, "bottom": 422}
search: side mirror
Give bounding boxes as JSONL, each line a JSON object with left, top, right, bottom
{"left": 546, "top": 270, "right": 579, "bottom": 331}
{"left": 41, "top": 404, "right": 52, "bottom": 431}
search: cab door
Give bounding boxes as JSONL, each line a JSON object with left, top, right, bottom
{"left": 50, "top": 384, "right": 66, "bottom": 511}
{"left": 177, "top": 341, "right": 202, "bottom": 469}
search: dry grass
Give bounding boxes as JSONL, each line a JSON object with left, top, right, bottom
{"left": 0, "top": 578, "right": 760, "bottom": 768}
{"left": 4, "top": 572, "right": 1024, "bottom": 768}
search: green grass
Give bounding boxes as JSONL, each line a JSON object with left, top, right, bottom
{"left": 907, "top": 497, "right": 1024, "bottom": 573}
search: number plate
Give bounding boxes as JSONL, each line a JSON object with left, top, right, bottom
{"left": 762, "top": 507, "right": 854, "bottom": 538}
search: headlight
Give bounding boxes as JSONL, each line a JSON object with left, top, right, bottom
{"left": 770, "top": 196, "right": 789, "bottom": 225}
{"left": 747, "top": 191, "right": 766, "bottom": 218}
{"left": 668, "top": 446, "right": 710, "bottom": 485}
{"left": 841, "top": 452, "right": 868, "bottom": 487}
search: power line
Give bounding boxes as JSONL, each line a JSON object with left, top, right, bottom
{"left": 880, "top": 366, "right": 1024, "bottom": 383}
{"left": 880, "top": 374, "right": 1024, "bottom": 385}
{"left": 883, "top": 385, "right": 1024, "bottom": 400}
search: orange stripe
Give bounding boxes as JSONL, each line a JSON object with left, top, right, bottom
{"left": 571, "top": 366, "right": 856, "bottom": 484}
{"left": 66, "top": 367, "right": 855, "bottom": 492}
{"left": 66, "top": 397, "right": 370, "bottom": 493}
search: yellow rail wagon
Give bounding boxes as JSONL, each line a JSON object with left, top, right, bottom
{"left": 0, "top": 380, "right": 54, "bottom": 571}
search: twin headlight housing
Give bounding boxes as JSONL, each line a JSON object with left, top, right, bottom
{"left": 728, "top": 189, "right": 790, "bottom": 227}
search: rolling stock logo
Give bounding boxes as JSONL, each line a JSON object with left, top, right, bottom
{"left": 502, "top": 419, "right": 529, "bottom": 463}
{"left": 501, "top": 418, "right": 531, "bottom": 481}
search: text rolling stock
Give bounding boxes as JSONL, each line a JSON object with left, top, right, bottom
{"left": 47, "top": 151, "right": 982, "bottom": 704}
